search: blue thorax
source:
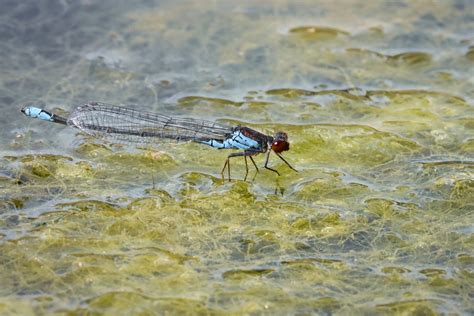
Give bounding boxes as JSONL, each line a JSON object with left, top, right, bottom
{"left": 200, "top": 127, "right": 270, "bottom": 151}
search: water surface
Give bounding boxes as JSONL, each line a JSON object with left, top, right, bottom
{"left": 1, "top": 1, "right": 473, "bottom": 314}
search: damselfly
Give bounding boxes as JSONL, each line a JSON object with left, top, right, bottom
{"left": 21, "top": 102, "right": 297, "bottom": 180}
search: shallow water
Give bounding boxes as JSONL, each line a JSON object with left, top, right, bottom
{"left": 1, "top": 0, "right": 473, "bottom": 314}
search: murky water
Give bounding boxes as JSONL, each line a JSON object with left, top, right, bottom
{"left": 1, "top": 1, "right": 473, "bottom": 314}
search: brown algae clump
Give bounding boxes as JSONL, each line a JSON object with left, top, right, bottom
{"left": 289, "top": 26, "right": 350, "bottom": 40}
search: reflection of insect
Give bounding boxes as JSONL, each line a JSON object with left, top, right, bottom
{"left": 21, "top": 102, "right": 297, "bottom": 181}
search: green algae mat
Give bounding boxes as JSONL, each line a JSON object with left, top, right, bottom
{"left": 1, "top": 1, "right": 473, "bottom": 315}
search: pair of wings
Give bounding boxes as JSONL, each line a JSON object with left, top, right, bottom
{"left": 67, "top": 102, "right": 234, "bottom": 145}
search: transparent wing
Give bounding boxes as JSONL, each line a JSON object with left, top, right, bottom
{"left": 67, "top": 102, "right": 233, "bottom": 144}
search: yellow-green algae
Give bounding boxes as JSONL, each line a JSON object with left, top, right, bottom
{"left": 1, "top": 0, "right": 474, "bottom": 315}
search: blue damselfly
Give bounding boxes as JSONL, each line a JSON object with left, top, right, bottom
{"left": 21, "top": 102, "right": 297, "bottom": 180}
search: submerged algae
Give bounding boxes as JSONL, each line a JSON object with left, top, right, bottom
{"left": 1, "top": 0, "right": 474, "bottom": 315}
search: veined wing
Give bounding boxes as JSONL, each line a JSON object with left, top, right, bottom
{"left": 67, "top": 102, "right": 233, "bottom": 144}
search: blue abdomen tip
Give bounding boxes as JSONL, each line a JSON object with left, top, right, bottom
{"left": 21, "top": 105, "right": 54, "bottom": 122}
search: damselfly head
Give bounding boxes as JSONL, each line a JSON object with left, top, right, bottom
{"left": 271, "top": 131, "right": 290, "bottom": 153}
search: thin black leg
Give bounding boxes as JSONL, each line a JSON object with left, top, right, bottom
{"left": 249, "top": 156, "right": 259, "bottom": 172}
{"left": 221, "top": 150, "right": 262, "bottom": 181}
{"left": 264, "top": 149, "right": 280, "bottom": 176}
{"left": 275, "top": 152, "right": 298, "bottom": 172}
{"left": 243, "top": 156, "right": 249, "bottom": 181}
{"left": 221, "top": 159, "right": 229, "bottom": 181}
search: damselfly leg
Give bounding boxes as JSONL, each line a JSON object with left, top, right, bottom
{"left": 275, "top": 152, "right": 298, "bottom": 172}
{"left": 264, "top": 149, "right": 280, "bottom": 176}
{"left": 264, "top": 149, "right": 298, "bottom": 175}
{"left": 221, "top": 150, "right": 261, "bottom": 181}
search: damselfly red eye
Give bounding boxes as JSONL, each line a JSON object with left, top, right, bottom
{"left": 272, "top": 140, "right": 290, "bottom": 153}
{"left": 271, "top": 132, "right": 290, "bottom": 153}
